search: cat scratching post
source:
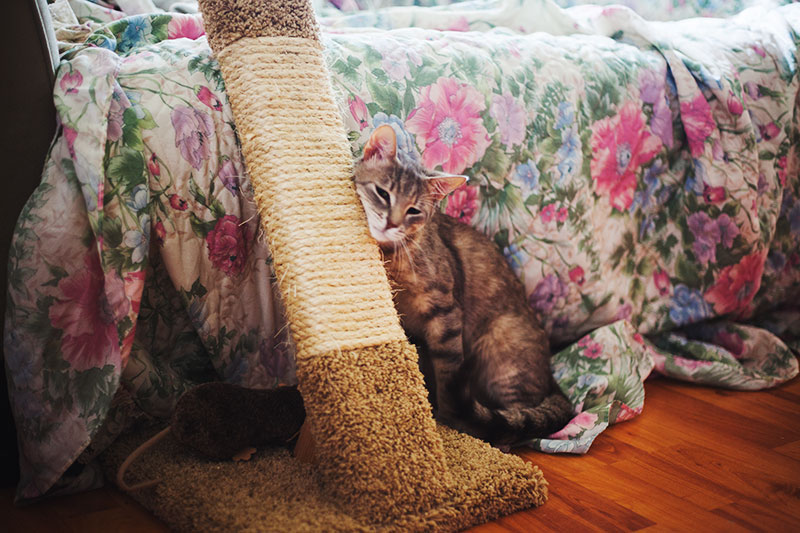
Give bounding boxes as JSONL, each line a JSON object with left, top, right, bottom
{"left": 197, "top": 0, "right": 548, "bottom": 527}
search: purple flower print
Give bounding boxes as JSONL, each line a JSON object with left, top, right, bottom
{"left": 768, "top": 250, "right": 786, "bottom": 273}
{"left": 639, "top": 69, "right": 673, "bottom": 148}
{"left": 757, "top": 173, "right": 769, "bottom": 195}
{"left": 789, "top": 201, "right": 800, "bottom": 233}
{"left": 171, "top": 106, "right": 215, "bottom": 170}
{"left": 615, "top": 302, "right": 632, "bottom": 321}
{"left": 260, "top": 334, "right": 291, "bottom": 381}
{"left": 716, "top": 214, "right": 739, "bottom": 248}
{"left": 529, "top": 274, "right": 568, "bottom": 314}
{"left": 650, "top": 95, "right": 674, "bottom": 149}
{"left": 687, "top": 211, "right": 741, "bottom": 266}
{"left": 688, "top": 212, "right": 720, "bottom": 265}
{"left": 714, "top": 330, "right": 744, "bottom": 357}
{"left": 379, "top": 44, "right": 422, "bottom": 82}
{"left": 503, "top": 243, "right": 525, "bottom": 274}
{"left": 555, "top": 127, "right": 581, "bottom": 185}
{"left": 490, "top": 92, "right": 526, "bottom": 148}
{"left": 639, "top": 69, "right": 663, "bottom": 105}
{"left": 217, "top": 157, "right": 241, "bottom": 194}
{"left": 745, "top": 81, "right": 760, "bottom": 100}
{"left": 123, "top": 214, "right": 150, "bottom": 264}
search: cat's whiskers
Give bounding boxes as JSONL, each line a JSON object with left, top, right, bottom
{"left": 399, "top": 238, "right": 418, "bottom": 283}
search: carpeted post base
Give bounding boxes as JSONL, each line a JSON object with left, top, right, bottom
{"left": 103, "top": 424, "right": 547, "bottom": 532}
{"left": 294, "top": 341, "right": 452, "bottom": 520}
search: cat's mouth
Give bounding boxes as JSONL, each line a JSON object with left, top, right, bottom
{"left": 362, "top": 208, "right": 406, "bottom": 248}
{"left": 369, "top": 226, "right": 406, "bottom": 249}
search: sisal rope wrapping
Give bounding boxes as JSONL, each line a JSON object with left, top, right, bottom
{"left": 217, "top": 39, "right": 408, "bottom": 357}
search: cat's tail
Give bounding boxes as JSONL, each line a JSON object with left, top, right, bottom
{"left": 460, "top": 385, "right": 574, "bottom": 446}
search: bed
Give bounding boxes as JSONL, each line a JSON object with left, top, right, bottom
{"left": 4, "top": 0, "right": 799, "bottom": 501}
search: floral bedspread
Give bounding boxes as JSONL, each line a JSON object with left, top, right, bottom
{"left": 5, "top": 0, "right": 800, "bottom": 500}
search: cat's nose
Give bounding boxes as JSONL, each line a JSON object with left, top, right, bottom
{"left": 385, "top": 220, "right": 398, "bottom": 230}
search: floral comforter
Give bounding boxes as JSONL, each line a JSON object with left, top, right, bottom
{"left": 5, "top": 0, "right": 800, "bottom": 500}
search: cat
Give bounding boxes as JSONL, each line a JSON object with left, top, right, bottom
{"left": 354, "top": 124, "right": 573, "bottom": 446}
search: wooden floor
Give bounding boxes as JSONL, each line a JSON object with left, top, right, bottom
{"left": 3, "top": 375, "right": 800, "bottom": 532}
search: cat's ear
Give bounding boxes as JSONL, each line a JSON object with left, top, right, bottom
{"left": 363, "top": 124, "right": 397, "bottom": 162}
{"left": 426, "top": 173, "right": 468, "bottom": 202}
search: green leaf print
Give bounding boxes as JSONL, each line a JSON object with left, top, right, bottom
{"left": 676, "top": 254, "right": 702, "bottom": 287}
{"left": 106, "top": 148, "right": 145, "bottom": 193}
{"left": 150, "top": 15, "right": 171, "bottom": 42}
{"left": 103, "top": 216, "right": 124, "bottom": 248}
{"left": 413, "top": 66, "right": 440, "bottom": 88}
{"left": 366, "top": 77, "right": 402, "bottom": 117}
{"left": 122, "top": 107, "right": 144, "bottom": 151}
{"left": 331, "top": 58, "right": 361, "bottom": 87}
{"left": 189, "top": 212, "right": 216, "bottom": 238}
{"left": 74, "top": 365, "right": 117, "bottom": 416}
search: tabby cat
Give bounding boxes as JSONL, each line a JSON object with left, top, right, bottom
{"left": 354, "top": 125, "right": 573, "bottom": 446}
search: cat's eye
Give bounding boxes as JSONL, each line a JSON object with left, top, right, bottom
{"left": 406, "top": 207, "right": 421, "bottom": 216}
{"left": 375, "top": 185, "right": 391, "bottom": 204}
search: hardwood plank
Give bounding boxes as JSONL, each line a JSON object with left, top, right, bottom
{"left": 606, "top": 454, "right": 734, "bottom": 511}
{"left": 660, "top": 381, "right": 800, "bottom": 441}
{"left": 774, "top": 440, "right": 800, "bottom": 461}
{"left": 642, "top": 381, "right": 799, "bottom": 452}
{"left": 653, "top": 445, "right": 800, "bottom": 519}
{"left": 2, "top": 487, "right": 76, "bottom": 533}
{"left": 64, "top": 505, "right": 168, "bottom": 533}
{"left": 1, "top": 487, "right": 168, "bottom": 533}
{"left": 769, "top": 376, "right": 800, "bottom": 403}
{"left": 590, "top": 412, "right": 686, "bottom": 456}
{"left": 711, "top": 499, "right": 800, "bottom": 532}
{"left": 555, "top": 456, "right": 750, "bottom": 531}
{"left": 474, "top": 468, "right": 653, "bottom": 533}
{"left": 516, "top": 449, "right": 608, "bottom": 478}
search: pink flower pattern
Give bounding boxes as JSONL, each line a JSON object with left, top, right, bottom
{"left": 167, "top": 15, "right": 205, "bottom": 40}
{"left": 206, "top": 215, "right": 251, "bottom": 276}
{"left": 549, "top": 411, "right": 599, "bottom": 439}
{"left": 541, "top": 203, "right": 555, "bottom": 223}
{"left": 681, "top": 92, "right": 716, "bottom": 157}
{"left": 704, "top": 251, "right": 766, "bottom": 315}
{"left": 349, "top": 95, "right": 369, "bottom": 130}
{"left": 195, "top": 86, "right": 222, "bottom": 111}
{"left": 653, "top": 269, "right": 671, "bottom": 296}
{"left": 60, "top": 71, "right": 83, "bottom": 95}
{"left": 406, "top": 77, "right": 491, "bottom": 174}
{"left": 569, "top": 266, "right": 585, "bottom": 285}
{"left": 590, "top": 101, "right": 662, "bottom": 211}
{"left": 445, "top": 185, "right": 479, "bottom": 224}
{"left": 48, "top": 252, "right": 120, "bottom": 371}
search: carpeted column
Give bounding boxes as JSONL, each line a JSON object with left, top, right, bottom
{"left": 196, "top": 0, "right": 548, "bottom": 527}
